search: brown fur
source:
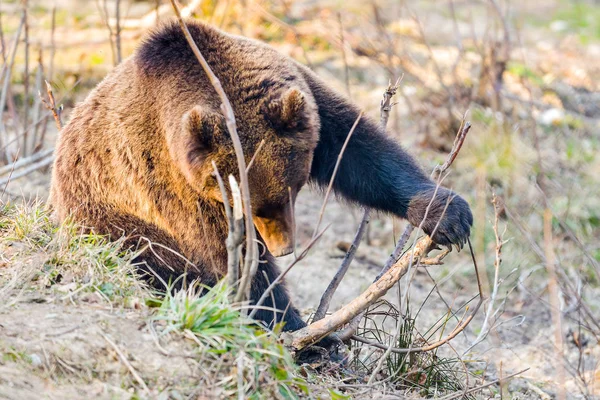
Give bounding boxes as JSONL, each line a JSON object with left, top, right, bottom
{"left": 49, "top": 20, "right": 473, "bottom": 332}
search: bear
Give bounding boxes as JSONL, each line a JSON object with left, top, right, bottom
{"left": 49, "top": 20, "right": 473, "bottom": 335}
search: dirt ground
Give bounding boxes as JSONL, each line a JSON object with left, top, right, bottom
{"left": 2, "top": 0, "right": 600, "bottom": 398}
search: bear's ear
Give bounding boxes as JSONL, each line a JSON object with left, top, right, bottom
{"left": 263, "top": 88, "right": 310, "bottom": 134}
{"left": 181, "top": 106, "right": 223, "bottom": 166}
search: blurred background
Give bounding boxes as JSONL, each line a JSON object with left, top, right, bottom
{"left": 1, "top": 0, "right": 600, "bottom": 397}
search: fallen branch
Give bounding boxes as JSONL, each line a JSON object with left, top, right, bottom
{"left": 101, "top": 333, "right": 150, "bottom": 395}
{"left": 0, "top": 155, "right": 53, "bottom": 187}
{"left": 292, "top": 237, "right": 435, "bottom": 349}
{"left": 0, "top": 147, "right": 53, "bottom": 177}
{"left": 294, "top": 115, "right": 473, "bottom": 350}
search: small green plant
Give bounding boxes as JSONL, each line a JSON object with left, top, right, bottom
{"left": 154, "top": 281, "right": 310, "bottom": 399}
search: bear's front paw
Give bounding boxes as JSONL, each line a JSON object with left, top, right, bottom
{"left": 407, "top": 187, "right": 473, "bottom": 249}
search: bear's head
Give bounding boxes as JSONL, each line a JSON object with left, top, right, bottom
{"left": 170, "top": 87, "right": 319, "bottom": 257}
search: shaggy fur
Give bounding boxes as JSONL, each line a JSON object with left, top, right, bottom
{"left": 49, "top": 21, "right": 472, "bottom": 332}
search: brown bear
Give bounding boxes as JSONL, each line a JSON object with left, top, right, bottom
{"left": 49, "top": 20, "right": 472, "bottom": 333}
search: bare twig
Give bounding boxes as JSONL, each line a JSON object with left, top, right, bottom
{"left": 438, "top": 368, "right": 530, "bottom": 400}
{"left": 22, "top": 0, "right": 30, "bottom": 155}
{"left": 464, "top": 190, "right": 505, "bottom": 354}
{"left": 313, "top": 208, "right": 371, "bottom": 322}
{"left": 37, "top": 7, "right": 58, "bottom": 152}
{"left": 337, "top": 12, "right": 351, "bottom": 98}
{"left": 168, "top": 1, "right": 258, "bottom": 306}
{"left": 0, "top": 12, "right": 25, "bottom": 164}
{"left": 30, "top": 49, "right": 44, "bottom": 154}
{"left": 115, "top": 0, "right": 122, "bottom": 64}
{"left": 379, "top": 76, "right": 402, "bottom": 128}
{"left": 544, "top": 208, "right": 566, "bottom": 400}
{"left": 350, "top": 239, "right": 482, "bottom": 357}
{"left": 248, "top": 225, "right": 330, "bottom": 320}
{"left": 96, "top": 0, "right": 116, "bottom": 65}
{"left": 213, "top": 162, "right": 244, "bottom": 300}
{"left": 101, "top": 333, "right": 150, "bottom": 395}
{"left": 0, "top": 147, "right": 52, "bottom": 177}
{"left": 339, "top": 114, "right": 472, "bottom": 341}
{"left": 292, "top": 237, "right": 435, "bottom": 349}
{"left": 245, "top": 139, "right": 265, "bottom": 173}
{"left": 313, "top": 78, "right": 403, "bottom": 322}
{"left": 312, "top": 113, "right": 362, "bottom": 237}
{"left": 40, "top": 80, "right": 63, "bottom": 130}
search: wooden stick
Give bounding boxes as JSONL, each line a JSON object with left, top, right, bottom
{"left": 22, "top": 0, "right": 30, "bottom": 155}
{"left": 0, "top": 147, "right": 52, "bottom": 177}
{"left": 292, "top": 237, "right": 434, "bottom": 349}
{"left": 312, "top": 113, "right": 362, "bottom": 238}
{"left": 0, "top": 153, "right": 53, "bottom": 187}
{"left": 168, "top": 1, "right": 258, "bottom": 306}
{"left": 320, "top": 78, "right": 403, "bottom": 333}
{"left": 0, "top": 13, "right": 25, "bottom": 164}
{"left": 40, "top": 80, "right": 63, "bottom": 130}
{"left": 213, "top": 162, "right": 244, "bottom": 300}
{"left": 313, "top": 208, "right": 370, "bottom": 322}
{"left": 101, "top": 333, "right": 150, "bottom": 395}
{"left": 302, "top": 114, "right": 473, "bottom": 349}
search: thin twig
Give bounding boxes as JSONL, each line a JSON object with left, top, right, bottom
{"left": 101, "top": 333, "right": 150, "bottom": 395}
{"left": 30, "top": 48, "right": 43, "bottom": 154}
{"left": 438, "top": 368, "right": 530, "bottom": 400}
{"left": 313, "top": 78, "right": 403, "bottom": 322}
{"left": 40, "top": 80, "right": 63, "bottom": 130}
{"left": 313, "top": 208, "right": 370, "bottom": 322}
{"left": 213, "top": 162, "right": 244, "bottom": 300}
{"left": 313, "top": 113, "right": 362, "bottom": 238}
{"left": 464, "top": 190, "right": 505, "bottom": 354}
{"left": 37, "top": 6, "right": 57, "bottom": 150}
{"left": 544, "top": 208, "right": 566, "bottom": 400}
{"left": 0, "top": 12, "right": 25, "bottom": 164}
{"left": 115, "top": 0, "right": 122, "bottom": 64}
{"left": 168, "top": 1, "right": 258, "bottom": 306}
{"left": 248, "top": 225, "right": 330, "bottom": 320}
{"left": 337, "top": 12, "right": 351, "bottom": 98}
{"left": 22, "top": 0, "right": 30, "bottom": 155}
{"left": 245, "top": 139, "right": 265, "bottom": 173}
{"left": 339, "top": 113, "right": 472, "bottom": 341}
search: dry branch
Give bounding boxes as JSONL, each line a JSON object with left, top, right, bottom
{"left": 312, "top": 113, "right": 362, "bottom": 237}
{"left": 313, "top": 208, "right": 370, "bottom": 322}
{"left": 213, "top": 162, "right": 244, "bottom": 301}
{"left": 0, "top": 147, "right": 52, "bottom": 177}
{"left": 464, "top": 190, "right": 505, "bottom": 353}
{"left": 168, "top": 0, "right": 258, "bottom": 306}
{"left": 294, "top": 115, "right": 473, "bottom": 351}
{"left": 0, "top": 12, "right": 25, "bottom": 164}
{"left": 0, "top": 153, "right": 54, "bottom": 186}
{"left": 292, "top": 237, "right": 434, "bottom": 349}
{"left": 41, "top": 80, "right": 63, "bottom": 130}
{"left": 313, "top": 78, "right": 402, "bottom": 322}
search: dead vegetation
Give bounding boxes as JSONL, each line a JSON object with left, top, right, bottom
{"left": 1, "top": 0, "right": 600, "bottom": 399}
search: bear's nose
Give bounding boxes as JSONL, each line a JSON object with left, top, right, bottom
{"left": 253, "top": 208, "right": 295, "bottom": 257}
{"left": 270, "top": 245, "right": 294, "bottom": 257}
